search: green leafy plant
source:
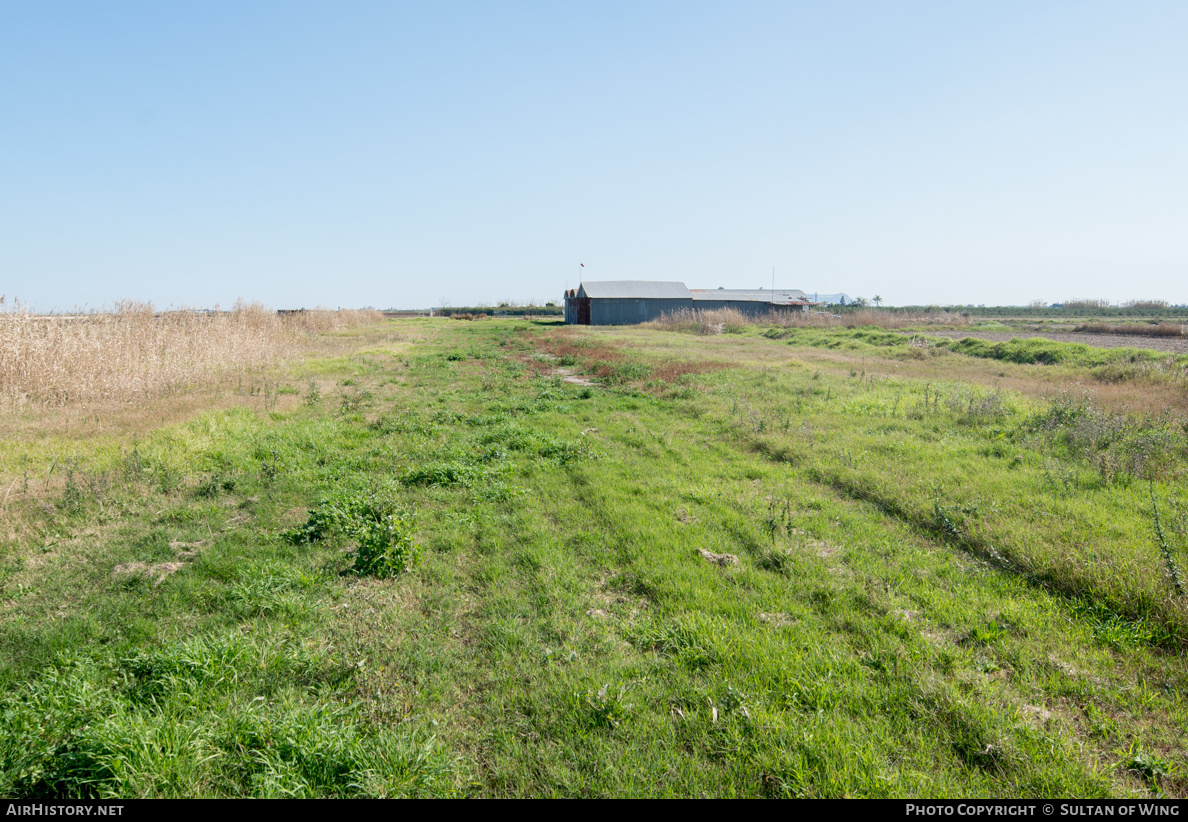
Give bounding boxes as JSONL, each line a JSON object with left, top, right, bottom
{"left": 970, "top": 621, "right": 1006, "bottom": 645}
{"left": 1150, "top": 487, "right": 1186, "bottom": 599}
{"left": 583, "top": 683, "right": 633, "bottom": 730}
{"left": 353, "top": 512, "right": 419, "bottom": 578}
{"left": 284, "top": 490, "right": 419, "bottom": 577}
{"left": 1120, "top": 741, "right": 1175, "bottom": 783}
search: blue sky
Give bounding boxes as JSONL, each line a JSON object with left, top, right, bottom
{"left": 2, "top": 1, "right": 1186, "bottom": 310}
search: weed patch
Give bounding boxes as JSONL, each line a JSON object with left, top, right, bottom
{"left": 285, "top": 489, "right": 419, "bottom": 578}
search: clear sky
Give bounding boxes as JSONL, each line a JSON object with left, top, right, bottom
{"left": 3, "top": 1, "right": 1186, "bottom": 311}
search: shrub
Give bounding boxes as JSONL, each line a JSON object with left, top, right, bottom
{"left": 1030, "top": 393, "right": 1188, "bottom": 485}
{"left": 285, "top": 490, "right": 419, "bottom": 577}
{"left": 353, "top": 512, "right": 420, "bottom": 579}
{"left": 400, "top": 462, "right": 485, "bottom": 488}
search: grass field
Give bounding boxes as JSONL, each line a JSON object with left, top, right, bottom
{"left": 0, "top": 316, "right": 1185, "bottom": 798}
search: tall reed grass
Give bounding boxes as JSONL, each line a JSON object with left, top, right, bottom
{"left": 645, "top": 308, "right": 749, "bottom": 335}
{"left": 1065, "top": 299, "right": 1173, "bottom": 310}
{"left": 0, "top": 302, "right": 382, "bottom": 408}
{"left": 283, "top": 308, "right": 384, "bottom": 333}
{"left": 647, "top": 307, "right": 969, "bottom": 334}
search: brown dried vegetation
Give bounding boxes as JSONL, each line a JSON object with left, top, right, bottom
{"left": 0, "top": 302, "right": 381, "bottom": 409}
{"left": 647, "top": 306, "right": 971, "bottom": 333}
{"left": 531, "top": 329, "right": 727, "bottom": 389}
{"left": 1074, "top": 322, "right": 1186, "bottom": 338}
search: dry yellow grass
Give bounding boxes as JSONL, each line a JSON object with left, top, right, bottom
{"left": 282, "top": 307, "right": 384, "bottom": 333}
{"left": 0, "top": 301, "right": 383, "bottom": 409}
{"left": 774, "top": 307, "right": 971, "bottom": 329}
{"left": 645, "top": 307, "right": 749, "bottom": 334}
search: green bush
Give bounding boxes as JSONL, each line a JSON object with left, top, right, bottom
{"left": 400, "top": 462, "right": 485, "bottom": 488}
{"left": 353, "top": 512, "right": 420, "bottom": 578}
{"left": 284, "top": 490, "right": 419, "bottom": 577}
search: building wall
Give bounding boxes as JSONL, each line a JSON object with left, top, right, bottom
{"left": 691, "top": 300, "right": 806, "bottom": 316}
{"left": 588, "top": 298, "right": 692, "bottom": 325}
{"left": 564, "top": 297, "right": 811, "bottom": 324}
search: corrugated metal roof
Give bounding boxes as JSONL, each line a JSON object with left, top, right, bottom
{"left": 690, "top": 288, "right": 808, "bottom": 303}
{"left": 578, "top": 281, "right": 691, "bottom": 299}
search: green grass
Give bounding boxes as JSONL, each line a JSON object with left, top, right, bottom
{"left": 1, "top": 318, "right": 1185, "bottom": 797}
{"left": 760, "top": 324, "right": 1188, "bottom": 378}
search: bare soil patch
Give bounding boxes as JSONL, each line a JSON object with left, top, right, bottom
{"left": 112, "top": 561, "right": 186, "bottom": 585}
{"left": 554, "top": 367, "right": 593, "bottom": 386}
{"left": 698, "top": 549, "right": 739, "bottom": 566}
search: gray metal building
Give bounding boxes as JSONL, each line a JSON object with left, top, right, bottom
{"left": 565, "top": 281, "right": 693, "bottom": 325}
{"left": 690, "top": 288, "right": 811, "bottom": 317}
{"left": 564, "top": 281, "right": 815, "bottom": 325}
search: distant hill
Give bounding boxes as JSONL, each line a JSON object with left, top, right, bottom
{"left": 808, "top": 293, "right": 853, "bottom": 305}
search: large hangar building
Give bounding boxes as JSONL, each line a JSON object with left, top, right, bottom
{"left": 563, "top": 281, "right": 815, "bottom": 325}
{"left": 563, "top": 281, "right": 692, "bottom": 325}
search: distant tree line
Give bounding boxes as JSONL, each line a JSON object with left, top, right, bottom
{"left": 435, "top": 305, "right": 563, "bottom": 317}
{"left": 828, "top": 303, "right": 1188, "bottom": 319}
{"left": 936, "top": 305, "right": 1188, "bottom": 319}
